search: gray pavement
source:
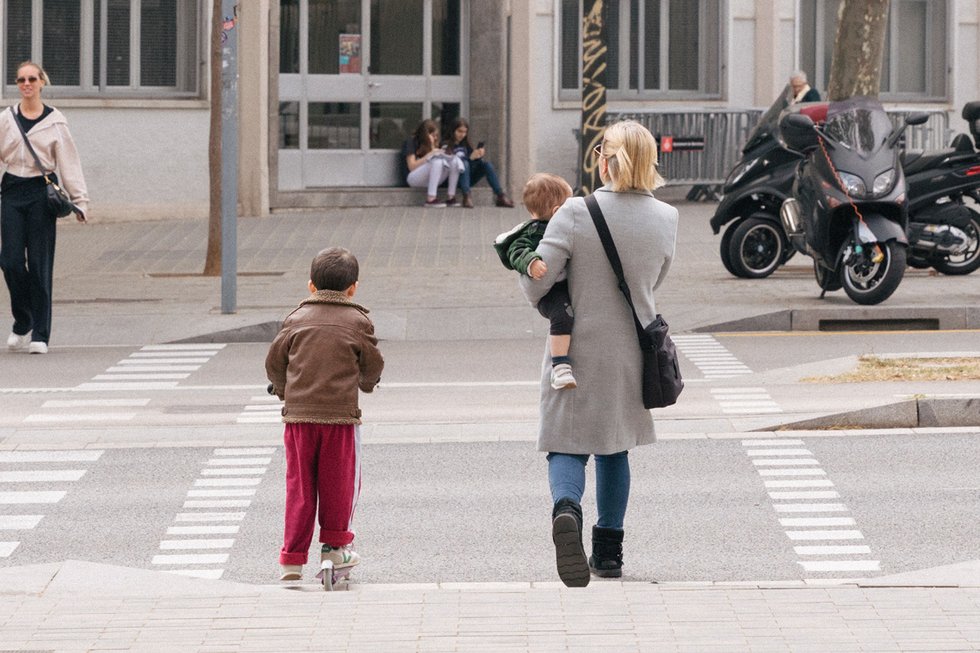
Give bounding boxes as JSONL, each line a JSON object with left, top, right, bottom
{"left": 1, "top": 198, "right": 979, "bottom": 651}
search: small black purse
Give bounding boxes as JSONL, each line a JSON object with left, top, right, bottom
{"left": 10, "top": 106, "right": 76, "bottom": 218}
{"left": 584, "top": 194, "right": 684, "bottom": 409}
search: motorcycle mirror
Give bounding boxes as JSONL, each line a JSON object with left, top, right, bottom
{"left": 905, "top": 112, "right": 930, "bottom": 126}
{"left": 779, "top": 113, "right": 818, "bottom": 152}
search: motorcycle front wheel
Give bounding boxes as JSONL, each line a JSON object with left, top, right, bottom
{"left": 719, "top": 222, "right": 739, "bottom": 277}
{"left": 840, "top": 240, "right": 907, "bottom": 305}
{"left": 931, "top": 211, "right": 980, "bottom": 275}
{"left": 728, "top": 217, "right": 785, "bottom": 278}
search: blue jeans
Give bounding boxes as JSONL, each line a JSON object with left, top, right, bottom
{"left": 547, "top": 451, "right": 630, "bottom": 530}
{"left": 460, "top": 158, "right": 503, "bottom": 195}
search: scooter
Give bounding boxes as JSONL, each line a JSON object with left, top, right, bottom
{"left": 902, "top": 101, "right": 980, "bottom": 276}
{"left": 710, "top": 85, "right": 803, "bottom": 278}
{"left": 779, "top": 97, "right": 929, "bottom": 305}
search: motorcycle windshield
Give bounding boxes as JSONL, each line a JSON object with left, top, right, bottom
{"left": 743, "top": 85, "right": 793, "bottom": 152}
{"left": 823, "top": 97, "right": 894, "bottom": 159}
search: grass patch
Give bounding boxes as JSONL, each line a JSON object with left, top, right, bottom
{"left": 803, "top": 356, "right": 980, "bottom": 383}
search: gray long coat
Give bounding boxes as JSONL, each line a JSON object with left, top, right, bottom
{"left": 520, "top": 186, "right": 678, "bottom": 455}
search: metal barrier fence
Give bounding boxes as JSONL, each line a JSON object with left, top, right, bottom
{"left": 607, "top": 108, "right": 952, "bottom": 190}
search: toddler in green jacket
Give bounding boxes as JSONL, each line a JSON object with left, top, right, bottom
{"left": 493, "top": 173, "right": 576, "bottom": 389}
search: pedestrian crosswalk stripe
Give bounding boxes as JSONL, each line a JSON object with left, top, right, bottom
{"left": 794, "top": 545, "right": 872, "bottom": 555}
{"left": 798, "top": 560, "right": 880, "bottom": 572}
{"left": 24, "top": 413, "right": 137, "bottom": 423}
{"left": 41, "top": 399, "right": 150, "bottom": 408}
{"left": 93, "top": 374, "right": 189, "bottom": 381}
{"left": 213, "top": 448, "right": 276, "bottom": 456}
{"left": 159, "top": 539, "right": 235, "bottom": 550}
{"left": 764, "top": 479, "right": 834, "bottom": 488}
{"left": 200, "top": 468, "right": 267, "bottom": 476}
{"left": 773, "top": 503, "right": 847, "bottom": 513}
{"left": 0, "top": 542, "right": 19, "bottom": 557}
{"left": 183, "top": 499, "right": 252, "bottom": 508}
{"left": 105, "top": 365, "right": 200, "bottom": 373}
{"left": 741, "top": 439, "right": 805, "bottom": 446}
{"left": 175, "top": 512, "right": 246, "bottom": 522}
{"left": 193, "top": 478, "right": 262, "bottom": 487}
{"left": 753, "top": 459, "right": 820, "bottom": 466}
{"left": 0, "top": 515, "right": 44, "bottom": 529}
{"left": 0, "top": 491, "right": 67, "bottom": 504}
{"left": 141, "top": 344, "right": 226, "bottom": 351}
{"left": 786, "top": 530, "right": 864, "bottom": 540}
{"left": 758, "top": 469, "right": 827, "bottom": 476}
{"left": 206, "top": 458, "right": 272, "bottom": 465}
{"left": 151, "top": 553, "right": 230, "bottom": 565}
{"left": 779, "top": 517, "right": 856, "bottom": 527}
{"left": 747, "top": 449, "right": 813, "bottom": 457}
{"left": 165, "top": 569, "right": 225, "bottom": 579}
{"left": 186, "top": 489, "right": 256, "bottom": 498}
{"left": 77, "top": 382, "right": 179, "bottom": 391}
{"left": 166, "top": 525, "right": 240, "bottom": 535}
{"left": 116, "top": 358, "right": 210, "bottom": 365}
{"left": 0, "top": 451, "right": 104, "bottom": 462}
{"left": 0, "top": 470, "right": 87, "bottom": 482}
{"left": 768, "top": 491, "right": 840, "bottom": 500}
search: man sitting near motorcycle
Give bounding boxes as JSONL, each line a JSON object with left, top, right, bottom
{"left": 789, "top": 71, "right": 821, "bottom": 103}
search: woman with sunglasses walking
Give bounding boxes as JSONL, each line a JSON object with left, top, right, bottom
{"left": 0, "top": 61, "right": 88, "bottom": 355}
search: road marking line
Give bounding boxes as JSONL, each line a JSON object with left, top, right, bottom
{"left": 798, "top": 560, "right": 880, "bottom": 572}
{"left": 742, "top": 439, "right": 805, "bottom": 446}
{"left": 41, "top": 399, "right": 150, "bottom": 408}
{"left": 175, "top": 512, "right": 246, "bottom": 522}
{"left": 786, "top": 530, "right": 864, "bottom": 540}
{"left": 159, "top": 539, "right": 235, "bottom": 550}
{"left": 92, "top": 374, "right": 189, "bottom": 381}
{"left": 0, "top": 491, "right": 67, "bottom": 504}
{"left": 183, "top": 500, "right": 252, "bottom": 508}
{"left": 718, "top": 401, "right": 781, "bottom": 407}
{"left": 773, "top": 503, "right": 847, "bottom": 513}
{"left": 186, "top": 489, "right": 256, "bottom": 497}
{"left": 129, "top": 352, "right": 221, "bottom": 358}
{"left": 779, "top": 517, "right": 856, "bottom": 527}
{"left": 758, "top": 469, "right": 827, "bottom": 477}
{"left": 141, "top": 344, "right": 226, "bottom": 351}
{"left": 0, "top": 451, "right": 104, "bottom": 462}
{"left": 213, "top": 448, "right": 276, "bottom": 456}
{"left": 76, "top": 382, "right": 179, "bottom": 391}
{"left": 0, "top": 515, "right": 44, "bottom": 529}
{"left": 0, "top": 470, "right": 86, "bottom": 482}
{"left": 768, "top": 491, "right": 840, "bottom": 500}
{"left": 193, "top": 478, "right": 262, "bottom": 487}
{"left": 206, "top": 458, "right": 273, "bottom": 466}
{"left": 753, "top": 459, "right": 821, "bottom": 466}
{"left": 200, "top": 468, "right": 267, "bottom": 476}
{"left": 105, "top": 366, "right": 200, "bottom": 373}
{"left": 24, "top": 413, "right": 136, "bottom": 423}
{"left": 0, "top": 542, "right": 19, "bottom": 557}
{"left": 165, "top": 569, "right": 225, "bottom": 579}
{"left": 243, "top": 405, "right": 282, "bottom": 411}
{"left": 747, "top": 449, "right": 813, "bottom": 457}
{"left": 166, "top": 525, "right": 240, "bottom": 535}
{"left": 719, "top": 407, "right": 782, "bottom": 414}
{"left": 794, "top": 545, "right": 872, "bottom": 555}
{"left": 765, "top": 479, "right": 834, "bottom": 488}
{"left": 118, "top": 358, "right": 210, "bottom": 365}
{"left": 151, "top": 553, "right": 230, "bottom": 565}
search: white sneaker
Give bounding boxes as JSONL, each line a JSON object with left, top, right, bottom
{"left": 322, "top": 544, "right": 360, "bottom": 569}
{"left": 7, "top": 332, "right": 30, "bottom": 351}
{"left": 279, "top": 564, "right": 302, "bottom": 581}
{"left": 28, "top": 342, "right": 48, "bottom": 355}
{"left": 551, "top": 363, "right": 578, "bottom": 390}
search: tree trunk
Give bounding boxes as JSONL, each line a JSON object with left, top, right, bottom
{"left": 826, "top": 0, "right": 891, "bottom": 101}
{"left": 203, "top": 0, "right": 223, "bottom": 276}
{"left": 578, "top": 0, "right": 607, "bottom": 196}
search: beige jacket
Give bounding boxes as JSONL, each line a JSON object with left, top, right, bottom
{"left": 0, "top": 105, "right": 89, "bottom": 215}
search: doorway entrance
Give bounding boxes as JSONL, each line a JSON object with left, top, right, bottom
{"left": 277, "top": 0, "right": 466, "bottom": 189}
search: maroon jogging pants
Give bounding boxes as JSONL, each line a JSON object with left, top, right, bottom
{"left": 279, "top": 422, "right": 361, "bottom": 566}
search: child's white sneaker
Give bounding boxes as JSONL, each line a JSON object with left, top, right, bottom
{"left": 279, "top": 564, "right": 302, "bottom": 581}
{"left": 7, "top": 332, "right": 30, "bottom": 351}
{"left": 551, "top": 363, "right": 577, "bottom": 390}
{"left": 28, "top": 342, "right": 48, "bottom": 355}
{"left": 322, "top": 544, "right": 360, "bottom": 569}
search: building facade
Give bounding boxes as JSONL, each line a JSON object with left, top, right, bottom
{"left": 2, "top": 0, "right": 979, "bottom": 220}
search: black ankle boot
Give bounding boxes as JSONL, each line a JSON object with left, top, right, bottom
{"left": 589, "top": 526, "right": 624, "bottom": 578}
{"left": 551, "top": 498, "right": 590, "bottom": 587}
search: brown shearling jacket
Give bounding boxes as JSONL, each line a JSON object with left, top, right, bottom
{"left": 265, "top": 290, "right": 384, "bottom": 424}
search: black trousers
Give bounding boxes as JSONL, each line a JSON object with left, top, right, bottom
{"left": 536, "top": 279, "right": 574, "bottom": 336}
{"left": 0, "top": 180, "right": 57, "bottom": 344}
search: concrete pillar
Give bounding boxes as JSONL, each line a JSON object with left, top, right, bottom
{"left": 507, "top": 0, "right": 533, "bottom": 200}
{"left": 469, "top": 2, "right": 509, "bottom": 193}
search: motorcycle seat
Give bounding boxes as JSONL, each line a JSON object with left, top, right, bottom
{"left": 950, "top": 133, "right": 975, "bottom": 152}
{"left": 902, "top": 148, "right": 977, "bottom": 175}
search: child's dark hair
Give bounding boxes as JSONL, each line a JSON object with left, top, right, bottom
{"left": 522, "top": 173, "right": 573, "bottom": 219}
{"left": 310, "top": 247, "right": 359, "bottom": 291}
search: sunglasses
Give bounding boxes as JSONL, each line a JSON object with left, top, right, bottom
{"left": 592, "top": 144, "right": 605, "bottom": 158}
{"left": 16, "top": 76, "right": 39, "bottom": 85}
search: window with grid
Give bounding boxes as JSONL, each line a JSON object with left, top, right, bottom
{"left": 557, "top": 0, "right": 721, "bottom": 101}
{"left": 800, "top": 0, "right": 947, "bottom": 101}
{"left": 4, "top": 0, "right": 203, "bottom": 98}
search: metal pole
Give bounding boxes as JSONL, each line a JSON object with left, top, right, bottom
{"left": 220, "top": 1, "right": 239, "bottom": 314}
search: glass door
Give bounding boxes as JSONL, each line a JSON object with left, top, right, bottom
{"left": 278, "top": 0, "right": 465, "bottom": 189}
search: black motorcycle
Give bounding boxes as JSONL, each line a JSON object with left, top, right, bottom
{"left": 711, "top": 86, "right": 803, "bottom": 278}
{"left": 902, "top": 101, "right": 980, "bottom": 276}
{"left": 779, "top": 97, "right": 929, "bottom": 305}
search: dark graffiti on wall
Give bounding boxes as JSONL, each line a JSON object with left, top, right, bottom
{"left": 578, "top": 0, "right": 607, "bottom": 196}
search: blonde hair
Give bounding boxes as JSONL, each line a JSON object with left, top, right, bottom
{"left": 600, "top": 120, "right": 665, "bottom": 192}
{"left": 17, "top": 61, "right": 51, "bottom": 86}
{"left": 522, "top": 173, "right": 573, "bottom": 219}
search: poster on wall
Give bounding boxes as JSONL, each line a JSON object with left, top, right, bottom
{"left": 339, "top": 34, "right": 362, "bottom": 74}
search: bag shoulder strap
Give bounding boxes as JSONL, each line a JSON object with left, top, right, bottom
{"left": 9, "top": 106, "right": 52, "bottom": 179}
{"left": 584, "top": 194, "right": 650, "bottom": 348}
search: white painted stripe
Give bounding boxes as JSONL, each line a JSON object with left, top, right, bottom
{"left": 160, "top": 539, "right": 234, "bottom": 550}
{"left": 200, "top": 468, "right": 267, "bottom": 476}
{"left": 248, "top": 396, "right": 281, "bottom": 402}
{"left": 774, "top": 503, "right": 847, "bottom": 513}
{"left": 243, "top": 405, "right": 282, "bottom": 411}
{"left": 0, "top": 470, "right": 86, "bottom": 482}
{"left": 786, "top": 530, "right": 864, "bottom": 540}
{"left": 0, "top": 542, "right": 19, "bottom": 557}
{"left": 141, "top": 344, "right": 226, "bottom": 351}
{"left": 780, "top": 517, "right": 856, "bottom": 527}
{"left": 753, "top": 459, "right": 820, "bottom": 466}
{"left": 213, "top": 448, "right": 276, "bottom": 456}
{"left": 718, "top": 401, "right": 781, "bottom": 407}
{"left": 769, "top": 491, "right": 840, "bottom": 500}
{"left": 0, "top": 491, "right": 66, "bottom": 504}
{"left": 186, "top": 489, "right": 256, "bottom": 498}
{"left": 93, "top": 374, "right": 189, "bottom": 381}
{"left": 193, "top": 478, "right": 261, "bottom": 487}
{"left": 720, "top": 408, "right": 783, "bottom": 414}
{"left": 747, "top": 449, "right": 813, "bottom": 457}
{"left": 151, "top": 553, "right": 229, "bottom": 565}
{"left": 0, "top": 515, "right": 43, "bottom": 529}
{"left": 758, "top": 469, "right": 827, "bottom": 477}
{"left": 165, "top": 569, "right": 225, "bottom": 579}
{"left": 742, "top": 439, "right": 805, "bottom": 446}
{"left": 41, "top": 399, "right": 150, "bottom": 408}
{"left": 175, "top": 512, "right": 246, "bottom": 522}
{"left": 118, "top": 358, "right": 209, "bottom": 365}
{"left": 803, "top": 577, "right": 866, "bottom": 586}
{"left": 715, "top": 388, "right": 768, "bottom": 394}
{"left": 76, "top": 382, "right": 179, "bottom": 391}
{"left": 24, "top": 413, "right": 136, "bottom": 423}
{"left": 795, "top": 545, "right": 872, "bottom": 555}
{"left": 206, "top": 458, "right": 272, "bottom": 466}
{"left": 183, "top": 500, "right": 252, "bottom": 508}
{"left": 765, "top": 480, "right": 834, "bottom": 488}
{"left": 167, "top": 525, "right": 239, "bottom": 535}
{"left": 236, "top": 417, "right": 282, "bottom": 424}
{"left": 130, "top": 351, "right": 220, "bottom": 358}
{"left": 105, "top": 366, "right": 199, "bottom": 372}
{"left": 0, "top": 451, "right": 103, "bottom": 462}
{"left": 798, "top": 560, "right": 880, "bottom": 572}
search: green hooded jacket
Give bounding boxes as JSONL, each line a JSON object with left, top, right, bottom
{"left": 492, "top": 219, "right": 548, "bottom": 274}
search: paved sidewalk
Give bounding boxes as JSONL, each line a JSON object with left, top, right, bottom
{"left": 1, "top": 560, "right": 979, "bottom": 652}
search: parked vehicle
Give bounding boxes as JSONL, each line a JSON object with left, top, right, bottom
{"left": 902, "top": 101, "right": 980, "bottom": 276}
{"left": 710, "top": 86, "right": 802, "bottom": 278}
{"left": 778, "top": 97, "right": 929, "bottom": 305}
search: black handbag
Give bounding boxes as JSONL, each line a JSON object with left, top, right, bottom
{"left": 10, "top": 106, "right": 76, "bottom": 218}
{"left": 584, "top": 194, "right": 684, "bottom": 409}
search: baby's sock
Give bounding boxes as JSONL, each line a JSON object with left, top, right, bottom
{"left": 552, "top": 355, "right": 571, "bottom": 367}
